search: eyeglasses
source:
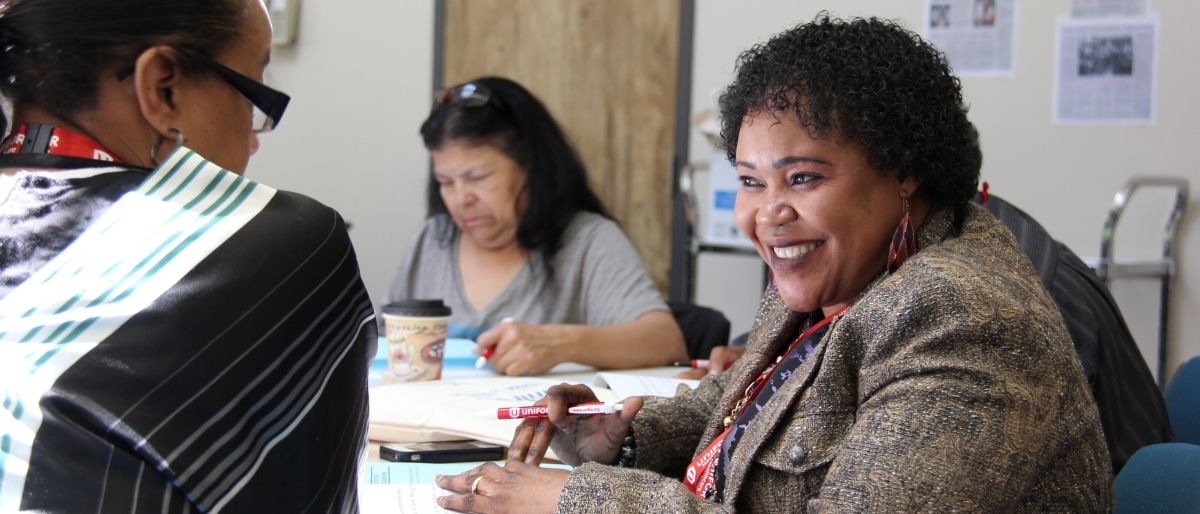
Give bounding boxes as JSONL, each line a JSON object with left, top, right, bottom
{"left": 119, "top": 48, "right": 291, "bottom": 133}
{"left": 434, "top": 82, "right": 492, "bottom": 109}
{"left": 169, "top": 47, "right": 291, "bottom": 133}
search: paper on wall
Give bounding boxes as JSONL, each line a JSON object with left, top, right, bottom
{"left": 924, "top": 0, "right": 1018, "bottom": 76}
{"left": 1053, "top": 14, "right": 1159, "bottom": 124}
{"left": 1070, "top": 0, "right": 1148, "bottom": 18}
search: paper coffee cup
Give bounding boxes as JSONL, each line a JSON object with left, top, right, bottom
{"left": 381, "top": 299, "right": 451, "bottom": 383}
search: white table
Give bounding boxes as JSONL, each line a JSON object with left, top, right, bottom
{"left": 369, "top": 337, "right": 683, "bottom": 386}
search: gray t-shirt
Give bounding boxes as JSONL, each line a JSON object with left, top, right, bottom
{"left": 387, "top": 212, "right": 666, "bottom": 339}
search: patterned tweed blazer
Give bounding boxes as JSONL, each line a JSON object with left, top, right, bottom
{"left": 556, "top": 204, "right": 1111, "bottom": 513}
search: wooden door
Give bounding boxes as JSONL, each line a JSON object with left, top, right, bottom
{"left": 438, "top": 0, "right": 687, "bottom": 296}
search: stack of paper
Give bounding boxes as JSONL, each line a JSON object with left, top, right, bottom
{"left": 368, "top": 377, "right": 619, "bottom": 452}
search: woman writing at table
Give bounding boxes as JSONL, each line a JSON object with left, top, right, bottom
{"left": 435, "top": 16, "right": 1110, "bottom": 512}
{"left": 388, "top": 77, "right": 686, "bottom": 376}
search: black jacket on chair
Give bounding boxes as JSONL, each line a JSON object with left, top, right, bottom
{"left": 980, "top": 193, "right": 1173, "bottom": 472}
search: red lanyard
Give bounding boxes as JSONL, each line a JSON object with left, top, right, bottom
{"left": 683, "top": 303, "right": 851, "bottom": 499}
{"left": 0, "top": 123, "right": 124, "bottom": 164}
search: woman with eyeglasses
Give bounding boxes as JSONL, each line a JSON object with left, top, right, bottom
{"left": 388, "top": 77, "right": 686, "bottom": 376}
{"left": 0, "top": 1, "right": 374, "bottom": 511}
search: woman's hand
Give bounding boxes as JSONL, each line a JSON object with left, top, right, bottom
{"left": 476, "top": 311, "right": 686, "bottom": 374}
{"left": 477, "top": 322, "right": 572, "bottom": 376}
{"left": 507, "top": 383, "right": 643, "bottom": 466}
{"left": 435, "top": 460, "right": 569, "bottom": 514}
{"left": 674, "top": 346, "right": 745, "bottom": 380}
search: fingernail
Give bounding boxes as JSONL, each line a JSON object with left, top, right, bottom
{"left": 434, "top": 475, "right": 444, "bottom": 485}
{"left": 436, "top": 497, "right": 447, "bottom": 506}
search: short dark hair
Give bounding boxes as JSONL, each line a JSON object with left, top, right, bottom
{"left": 0, "top": 0, "right": 249, "bottom": 135}
{"left": 420, "top": 76, "right": 610, "bottom": 278}
{"left": 718, "top": 14, "right": 982, "bottom": 219}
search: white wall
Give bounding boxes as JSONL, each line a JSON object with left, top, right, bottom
{"left": 247, "top": 0, "right": 1198, "bottom": 384}
{"left": 690, "top": 0, "right": 1200, "bottom": 384}
{"left": 249, "top": 0, "right": 434, "bottom": 312}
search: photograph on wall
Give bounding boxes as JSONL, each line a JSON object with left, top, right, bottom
{"left": 1053, "top": 14, "right": 1158, "bottom": 124}
{"left": 924, "top": 0, "right": 1018, "bottom": 76}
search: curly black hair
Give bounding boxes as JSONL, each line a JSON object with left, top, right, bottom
{"left": 718, "top": 14, "right": 982, "bottom": 217}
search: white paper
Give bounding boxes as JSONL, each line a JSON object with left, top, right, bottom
{"left": 702, "top": 153, "right": 754, "bottom": 249}
{"left": 359, "top": 461, "right": 571, "bottom": 514}
{"left": 1070, "top": 0, "right": 1148, "bottom": 18}
{"left": 360, "top": 484, "right": 452, "bottom": 514}
{"left": 368, "top": 377, "right": 619, "bottom": 455}
{"left": 594, "top": 372, "right": 699, "bottom": 400}
{"left": 1053, "top": 15, "right": 1159, "bottom": 124}
{"left": 359, "top": 462, "right": 468, "bottom": 514}
{"left": 925, "top": 0, "right": 1018, "bottom": 76}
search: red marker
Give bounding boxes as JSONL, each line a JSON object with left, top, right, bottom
{"left": 475, "top": 317, "right": 516, "bottom": 369}
{"left": 495, "top": 402, "right": 623, "bottom": 419}
{"left": 474, "top": 345, "right": 495, "bottom": 369}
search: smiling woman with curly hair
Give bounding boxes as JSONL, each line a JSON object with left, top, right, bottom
{"left": 434, "top": 15, "right": 1111, "bottom": 513}
{"left": 718, "top": 14, "right": 983, "bottom": 223}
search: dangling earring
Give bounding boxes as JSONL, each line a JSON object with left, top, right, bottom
{"left": 887, "top": 197, "right": 916, "bottom": 274}
{"left": 149, "top": 128, "right": 186, "bottom": 166}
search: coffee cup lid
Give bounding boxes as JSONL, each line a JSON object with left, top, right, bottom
{"left": 384, "top": 299, "right": 452, "bottom": 317}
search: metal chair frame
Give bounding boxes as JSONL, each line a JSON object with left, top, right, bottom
{"left": 1093, "top": 176, "right": 1190, "bottom": 388}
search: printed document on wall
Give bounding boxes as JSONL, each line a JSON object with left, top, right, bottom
{"left": 925, "top": 0, "right": 1018, "bottom": 76}
{"left": 1069, "top": 0, "right": 1148, "bottom": 18}
{"left": 1053, "top": 14, "right": 1159, "bottom": 124}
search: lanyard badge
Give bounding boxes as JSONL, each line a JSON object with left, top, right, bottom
{"left": 682, "top": 303, "right": 851, "bottom": 501}
{"left": 1, "top": 123, "right": 125, "bottom": 163}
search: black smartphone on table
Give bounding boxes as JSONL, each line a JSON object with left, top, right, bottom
{"left": 380, "top": 440, "right": 505, "bottom": 463}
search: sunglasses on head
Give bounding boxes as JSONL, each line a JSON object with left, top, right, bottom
{"left": 119, "top": 46, "right": 291, "bottom": 133}
{"left": 434, "top": 82, "right": 493, "bottom": 109}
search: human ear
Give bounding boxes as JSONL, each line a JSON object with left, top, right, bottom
{"left": 897, "top": 174, "right": 921, "bottom": 199}
{"left": 131, "top": 46, "right": 183, "bottom": 139}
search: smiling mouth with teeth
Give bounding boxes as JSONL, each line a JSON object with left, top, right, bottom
{"left": 773, "top": 242, "right": 823, "bottom": 260}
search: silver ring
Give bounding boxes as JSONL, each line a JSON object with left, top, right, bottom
{"left": 470, "top": 475, "right": 484, "bottom": 495}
